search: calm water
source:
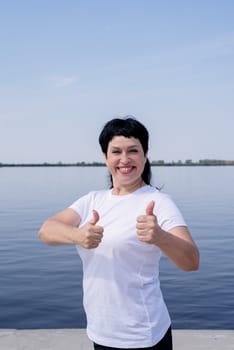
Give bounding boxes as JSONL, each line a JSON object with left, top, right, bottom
{"left": 0, "top": 166, "right": 233, "bottom": 329}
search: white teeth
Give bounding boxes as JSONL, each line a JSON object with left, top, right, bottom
{"left": 119, "top": 167, "right": 131, "bottom": 173}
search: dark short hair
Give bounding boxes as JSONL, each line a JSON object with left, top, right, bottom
{"left": 99, "top": 117, "right": 152, "bottom": 186}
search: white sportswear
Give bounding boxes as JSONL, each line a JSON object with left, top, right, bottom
{"left": 69, "top": 185, "right": 186, "bottom": 348}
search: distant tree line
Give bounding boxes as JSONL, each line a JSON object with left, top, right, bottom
{"left": 151, "top": 159, "right": 234, "bottom": 166}
{"left": 1, "top": 159, "right": 234, "bottom": 167}
{"left": 0, "top": 161, "right": 105, "bottom": 167}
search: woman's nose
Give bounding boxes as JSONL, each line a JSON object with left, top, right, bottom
{"left": 120, "top": 152, "right": 129, "bottom": 164}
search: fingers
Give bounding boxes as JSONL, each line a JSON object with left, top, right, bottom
{"left": 90, "top": 210, "right": 103, "bottom": 235}
{"left": 82, "top": 209, "right": 104, "bottom": 249}
{"left": 89, "top": 209, "right": 103, "bottom": 235}
{"left": 89, "top": 209, "right": 100, "bottom": 225}
{"left": 89, "top": 232, "right": 103, "bottom": 248}
{"left": 145, "top": 200, "right": 155, "bottom": 216}
{"left": 137, "top": 201, "right": 156, "bottom": 224}
{"left": 82, "top": 229, "right": 103, "bottom": 249}
{"left": 136, "top": 201, "right": 158, "bottom": 245}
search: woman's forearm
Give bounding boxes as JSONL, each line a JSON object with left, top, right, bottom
{"left": 38, "top": 219, "right": 79, "bottom": 245}
{"left": 156, "top": 227, "right": 200, "bottom": 271}
{"left": 38, "top": 208, "right": 104, "bottom": 249}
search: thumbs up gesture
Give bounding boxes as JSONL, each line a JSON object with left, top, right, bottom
{"left": 78, "top": 210, "right": 104, "bottom": 249}
{"left": 136, "top": 201, "right": 162, "bottom": 245}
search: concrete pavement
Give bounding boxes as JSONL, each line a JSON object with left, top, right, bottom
{"left": 0, "top": 329, "right": 233, "bottom": 350}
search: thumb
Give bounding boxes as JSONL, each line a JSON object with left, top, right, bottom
{"left": 146, "top": 201, "right": 155, "bottom": 216}
{"left": 89, "top": 210, "right": 100, "bottom": 225}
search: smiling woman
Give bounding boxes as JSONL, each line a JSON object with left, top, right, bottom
{"left": 104, "top": 136, "right": 147, "bottom": 195}
{"left": 99, "top": 117, "right": 152, "bottom": 191}
{"left": 38, "top": 116, "right": 199, "bottom": 350}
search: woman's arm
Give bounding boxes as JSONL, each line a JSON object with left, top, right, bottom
{"left": 38, "top": 208, "right": 104, "bottom": 249}
{"left": 154, "top": 225, "right": 199, "bottom": 271}
{"left": 136, "top": 201, "right": 200, "bottom": 271}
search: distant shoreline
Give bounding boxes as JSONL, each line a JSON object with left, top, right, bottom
{"left": 1, "top": 160, "right": 234, "bottom": 167}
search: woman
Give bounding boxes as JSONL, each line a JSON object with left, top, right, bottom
{"left": 38, "top": 117, "right": 199, "bottom": 350}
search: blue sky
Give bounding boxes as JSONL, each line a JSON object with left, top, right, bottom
{"left": 0, "top": 0, "right": 234, "bottom": 163}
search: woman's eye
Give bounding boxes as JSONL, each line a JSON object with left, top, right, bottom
{"left": 112, "top": 150, "right": 120, "bottom": 154}
{"left": 130, "top": 149, "right": 138, "bottom": 153}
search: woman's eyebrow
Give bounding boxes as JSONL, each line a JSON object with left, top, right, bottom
{"left": 111, "top": 144, "right": 140, "bottom": 148}
{"left": 110, "top": 146, "right": 121, "bottom": 149}
{"left": 110, "top": 145, "right": 139, "bottom": 149}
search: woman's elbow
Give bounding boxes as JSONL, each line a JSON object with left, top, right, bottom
{"left": 184, "top": 248, "right": 200, "bottom": 272}
{"left": 38, "top": 222, "right": 55, "bottom": 245}
{"left": 38, "top": 228, "right": 48, "bottom": 244}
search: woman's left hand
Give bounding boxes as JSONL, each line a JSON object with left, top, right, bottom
{"left": 136, "top": 201, "right": 164, "bottom": 245}
{"left": 136, "top": 201, "right": 200, "bottom": 271}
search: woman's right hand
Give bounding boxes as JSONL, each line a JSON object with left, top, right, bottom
{"left": 77, "top": 210, "right": 104, "bottom": 249}
{"left": 38, "top": 208, "right": 104, "bottom": 248}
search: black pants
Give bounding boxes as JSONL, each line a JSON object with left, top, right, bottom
{"left": 93, "top": 326, "right": 172, "bottom": 350}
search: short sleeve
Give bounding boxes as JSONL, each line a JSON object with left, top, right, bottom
{"left": 69, "top": 192, "right": 95, "bottom": 226}
{"left": 155, "top": 194, "right": 187, "bottom": 232}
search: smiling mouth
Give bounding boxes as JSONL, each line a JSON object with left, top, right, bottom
{"left": 117, "top": 167, "right": 134, "bottom": 174}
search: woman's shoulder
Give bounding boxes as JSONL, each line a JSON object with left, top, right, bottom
{"left": 69, "top": 189, "right": 109, "bottom": 212}
{"left": 144, "top": 185, "right": 170, "bottom": 198}
{"left": 78, "top": 189, "right": 110, "bottom": 205}
{"left": 143, "top": 185, "right": 176, "bottom": 207}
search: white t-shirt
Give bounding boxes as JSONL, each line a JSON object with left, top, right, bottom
{"left": 69, "top": 185, "right": 186, "bottom": 348}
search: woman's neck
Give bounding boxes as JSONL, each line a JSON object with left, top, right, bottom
{"left": 112, "top": 179, "right": 146, "bottom": 195}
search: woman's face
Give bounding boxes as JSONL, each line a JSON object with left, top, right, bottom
{"left": 105, "top": 136, "right": 147, "bottom": 192}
